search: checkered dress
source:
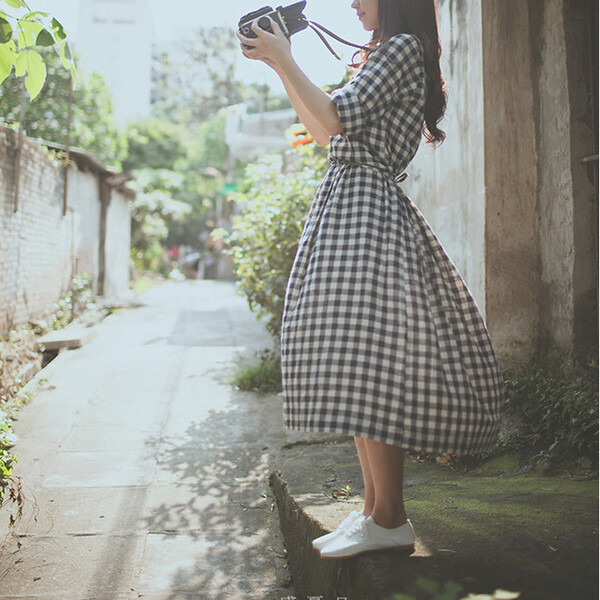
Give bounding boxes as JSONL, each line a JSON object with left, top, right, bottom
{"left": 280, "top": 34, "right": 505, "bottom": 455}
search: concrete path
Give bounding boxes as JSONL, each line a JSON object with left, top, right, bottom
{"left": 0, "top": 280, "right": 294, "bottom": 599}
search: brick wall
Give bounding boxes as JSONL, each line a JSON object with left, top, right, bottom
{"left": 0, "top": 126, "right": 132, "bottom": 334}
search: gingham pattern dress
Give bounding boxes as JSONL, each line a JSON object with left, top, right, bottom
{"left": 281, "top": 34, "right": 505, "bottom": 455}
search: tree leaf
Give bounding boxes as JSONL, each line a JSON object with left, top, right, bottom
{"left": 59, "top": 40, "right": 74, "bottom": 70}
{"left": 0, "top": 16, "right": 12, "bottom": 43}
{"left": 15, "top": 49, "right": 46, "bottom": 99}
{"left": 4, "top": 0, "right": 27, "bottom": 8}
{"left": 35, "top": 28, "right": 55, "bottom": 47}
{"left": 23, "top": 11, "right": 50, "bottom": 19}
{"left": 17, "top": 20, "right": 43, "bottom": 48}
{"left": 51, "top": 17, "right": 66, "bottom": 42}
{"left": 0, "top": 41, "right": 15, "bottom": 85}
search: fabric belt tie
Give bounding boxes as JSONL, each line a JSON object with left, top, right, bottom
{"left": 333, "top": 160, "right": 408, "bottom": 184}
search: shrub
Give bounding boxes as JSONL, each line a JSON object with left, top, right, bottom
{"left": 501, "top": 366, "right": 598, "bottom": 468}
{"left": 232, "top": 350, "right": 282, "bottom": 394}
{"left": 217, "top": 145, "right": 328, "bottom": 339}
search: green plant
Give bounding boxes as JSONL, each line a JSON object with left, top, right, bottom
{"left": 216, "top": 143, "right": 328, "bottom": 339}
{"left": 330, "top": 484, "right": 354, "bottom": 500}
{"left": 0, "top": 0, "right": 75, "bottom": 99}
{"left": 1, "top": 49, "right": 125, "bottom": 167}
{"left": 0, "top": 409, "right": 18, "bottom": 503}
{"left": 501, "top": 366, "right": 598, "bottom": 468}
{"left": 232, "top": 349, "right": 282, "bottom": 394}
{"left": 390, "top": 579, "right": 520, "bottom": 600}
{"left": 44, "top": 272, "right": 92, "bottom": 330}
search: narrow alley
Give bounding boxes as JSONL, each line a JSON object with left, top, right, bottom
{"left": 0, "top": 280, "right": 293, "bottom": 599}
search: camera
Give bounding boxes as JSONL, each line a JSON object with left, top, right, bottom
{"left": 238, "top": 1, "right": 308, "bottom": 48}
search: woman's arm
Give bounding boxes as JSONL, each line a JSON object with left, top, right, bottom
{"left": 237, "top": 20, "right": 343, "bottom": 146}
{"left": 274, "top": 57, "right": 342, "bottom": 146}
{"left": 276, "top": 68, "right": 333, "bottom": 146}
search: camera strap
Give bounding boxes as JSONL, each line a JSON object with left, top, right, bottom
{"left": 304, "top": 20, "right": 370, "bottom": 63}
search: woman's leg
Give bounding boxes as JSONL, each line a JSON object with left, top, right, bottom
{"left": 354, "top": 436, "right": 374, "bottom": 516}
{"left": 363, "top": 438, "right": 408, "bottom": 529}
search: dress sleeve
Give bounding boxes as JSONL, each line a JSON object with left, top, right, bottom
{"left": 330, "top": 34, "right": 424, "bottom": 136}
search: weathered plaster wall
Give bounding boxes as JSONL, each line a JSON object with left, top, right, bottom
{"left": 66, "top": 166, "right": 103, "bottom": 294}
{"left": 405, "top": 0, "right": 596, "bottom": 368}
{"left": 562, "top": 0, "right": 598, "bottom": 363}
{"left": 529, "top": 0, "right": 576, "bottom": 364}
{"left": 0, "top": 126, "right": 131, "bottom": 333}
{"left": 404, "top": 0, "right": 487, "bottom": 316}
{"left": 482, "top": 0, "right": 540, "bottom": 368}
{"left": 104, "top": 188, "right": 132, "bottom": 299}
{"left": 521, "top": 0, "right": 597, "bottom": 366}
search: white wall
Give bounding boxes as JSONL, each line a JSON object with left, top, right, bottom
{"left": 402, "top": 0, "right": 487, "bottom": 316}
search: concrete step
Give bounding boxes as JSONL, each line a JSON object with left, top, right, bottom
{"left": 35, "top": 326, "right": 94, "bottom": 351}
{"left": 270, "top": 437, "right": 598, "bottom": 600}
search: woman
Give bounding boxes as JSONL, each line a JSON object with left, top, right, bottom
{"left": 238, "top": 0, "right": 504, "bottom": 559}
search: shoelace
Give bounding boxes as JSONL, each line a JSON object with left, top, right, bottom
{"left": 339, "top": 511, "right": 359, "bottom": 530}
{"left": 345, "top": 516, "right": 368, "bottom": 538}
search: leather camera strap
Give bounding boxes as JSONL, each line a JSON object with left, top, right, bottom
{"left": 306, "top": 20, "right": 370, "bottom": 63}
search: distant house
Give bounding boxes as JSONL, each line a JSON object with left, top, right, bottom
{"left": 224, "top": 104, "right": 298, "bottom": 164}
{"left": 76, "top": 0, "right": 154, "bottom": 125}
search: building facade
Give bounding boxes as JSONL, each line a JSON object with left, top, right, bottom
{"left": 77, "top": 0, "right": 154, "bottom": 125}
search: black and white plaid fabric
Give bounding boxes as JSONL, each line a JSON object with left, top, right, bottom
{"left": 281, "top": 34, "right": 505, "bottom": 455}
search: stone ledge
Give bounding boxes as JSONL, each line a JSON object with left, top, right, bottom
{"left": 35, "top": 326, "right": 95, "bottom": 351}
{"left": 269, "top": 437, "right": 598, "bottom": 600}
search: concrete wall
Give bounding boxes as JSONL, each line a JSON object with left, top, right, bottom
{"left": 405, "top": 0, "right": 597, "bottom": 370}
{"left": 483, "top": 0, "right": 597, "bottom": 368}
{"left": 482, "top": 0, "right": 541, "bottom": 369}
{"left": 561, "top": 0, "right": 598, "bottom": 363}
{"left": 104, "top": 185, "right": 131, "bottom": 298}
{"left": 0, "top": 126, "right": 132, "bottom": 333}
{"left": 404, "top": 0, "right": 487, "bottom": 316}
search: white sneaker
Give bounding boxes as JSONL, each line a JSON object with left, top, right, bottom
{"left": 311, "top": 510, "right": 365, "bottom": 551}
{"left": 320, "top": 515, "right": 415, "bottom": 559}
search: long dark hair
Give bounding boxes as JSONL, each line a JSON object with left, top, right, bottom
{"left": 366, "top": 0, "right": 447, "bottom": 145}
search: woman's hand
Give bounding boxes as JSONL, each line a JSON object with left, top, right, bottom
{"left": 237, "top": 18, "right": 292, "bottom": 70}
{"left": 236, "top": 15, "right": 342, "bottom": 146}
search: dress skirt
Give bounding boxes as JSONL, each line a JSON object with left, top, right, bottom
{"left": 280, "top": 162, "right": 505, "bottom": 455}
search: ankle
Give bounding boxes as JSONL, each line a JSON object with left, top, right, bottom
{"left": 371, "top": 508, "right": 408, "bottom": 529}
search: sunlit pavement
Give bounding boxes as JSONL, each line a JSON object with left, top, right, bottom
{"left": 0, "top": 280, "right": 293, "bottom": 599}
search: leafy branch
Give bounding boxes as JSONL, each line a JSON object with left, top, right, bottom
{"left": 0, "top": 0, "right": 75, "bottom": 99}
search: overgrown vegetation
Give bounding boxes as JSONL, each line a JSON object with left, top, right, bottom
{"left": 499, "top": 365, "right": 598, "bottom": 471}
{"left": 216, "top": 142, "right": 328, "bottom": 339}
{"left": 0, "top": 274, "right": 93, "bottom": 516}
{"left": 0, "top": 410, "right": 18, "bottom": 503}
{"left": 0, "top": 47, "right": 125, "bottom": 167}
{"left": 232, "top": 350, "right": 282, "bottom": 394}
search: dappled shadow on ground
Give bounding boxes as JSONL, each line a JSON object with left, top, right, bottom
{"left": 141, "top": 389, "right": 290, "bottom": 598}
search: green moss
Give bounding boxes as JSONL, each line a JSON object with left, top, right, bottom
{"left": 476, "top": 453, "right": 521, "bottom": 475}
{"left": 404, "top": 457, "right": 598, "bottom": 563}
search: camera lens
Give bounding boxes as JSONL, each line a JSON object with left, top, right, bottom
{"left": 258, "top": 16, "right": 272, "bottom": 31}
